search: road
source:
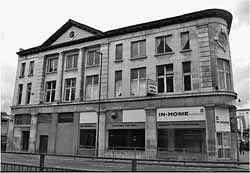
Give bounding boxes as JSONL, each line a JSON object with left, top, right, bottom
{"left": 1, "top": 153, "right": 249, "bottom": 172}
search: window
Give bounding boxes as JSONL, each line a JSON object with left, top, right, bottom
{"left": 156, "top": 35, "right": 173, "bottom": 54}
{"left": 28, "top": 61, "right": 34, "bottom": 75}
{"left": 87, "top": 50, "right": 99, "bottom": 66}
{"left": 80, "top": 129, "right": 96, "bottom": 148}
{"left": 86, "top": 75, "right": 99, "bottom": 100}
{"left": 15, "top": 114, "right": 31, "bottom": 125}
{"left": 64, "top": 78, "right": 76, "bottom": 101}
{"left": 131, "top": 67, "right": 146, "bottom": 96}
{"left": 108, "top": 129, "right": 145, "bottom": 150}
{"left": 217, "top": 132, "right": 231, "bottom": 158}
{"left": 58, "top": 113, "right": 73, "bottom": 123}
{"left": 115, "top": 70, "right": 122, "bottom": 97}
{"left": 20, "top": 63, "right": 26, "bottom": 77}
{"left": 66, "top": 53, "right": 78, "bottom": 70}
{"left": 46, "top": 57, "right": 58, "bottom": 73}
{"left": 183, "top": 62, "right": 191, "bottom": 91}
{"left": 115, "top": 44, "right": 123, "bottom": 61}
{"left": 157, "top": 64, "right": 174, "bottom": 93}
{"left": 25, "top": 83, "right": 32, "bottom": 104}
{"left": 217, "top": 59, "right": 231, "bottom": 90}
{"left": 38, "top": 113, "right": 52, "bottom": 124}
{"left": 181, "top": 32, "right": 190, "bottom": 50}
{"left": 131, "top": 40, "right": 146, "bottom": 59}
{"left": 45, "top": 81, "right": 56, "bottom": 103}
{"left": 17, "top": 84, "right": 23, "bottom": 104}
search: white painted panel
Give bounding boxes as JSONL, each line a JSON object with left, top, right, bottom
{"left": 80, "top": 112, "right": 97, "bottom": 123}
{"left": 123, "top": 109, "right": 145, "bottom": 122}
{"left": 157, "top": 107, "right": 205, "bottom": 122}
{"left": 215, "top": 107, "right": 230, "bottom": 132}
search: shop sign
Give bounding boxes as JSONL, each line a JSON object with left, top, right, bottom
{"left": 157, "top": 121, "right": 205, "bottom": 129}
{"left": 107, "top": 122, "right": 144, "bottom": 129}
{"left": 147, "top": 79, "right": 157, "bottom": 95}
{"left": 157, "top": 107, "right": 205, "bottom": 122}
{"left": 80, "top": 112, "right": 97, "bottom": 123}
{"left": 123, "top": 109, "right": 145, "bottom": 122}
{"left": 215, "top": 108, "right": 230, "bottom": 132}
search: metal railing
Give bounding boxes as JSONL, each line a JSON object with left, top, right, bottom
{"left": 1, "top": 151, "right": 249, "bottom": 172}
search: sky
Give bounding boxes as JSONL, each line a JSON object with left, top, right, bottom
{"left": 0, "top": 0, "right": 249, "bottom": 114}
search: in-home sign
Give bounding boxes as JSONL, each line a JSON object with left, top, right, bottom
{"left": 157, "top": 107, "right": 205, "bottom": 122}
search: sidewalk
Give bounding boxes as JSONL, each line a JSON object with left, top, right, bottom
{"left": 239, "top": 151, "right": 249, "bottom": 170}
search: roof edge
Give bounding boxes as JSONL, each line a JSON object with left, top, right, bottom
{"left": 17, "top": 8, "right": 232, "bottom": 56}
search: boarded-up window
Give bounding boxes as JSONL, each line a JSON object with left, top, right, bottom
{"left": 58, "top": 113, "right": 73, "bottom": 123}
{"left": 38, "top": 113, "right": 52, "bottom": 123}
{"left": 15, "top": 114, "right": 31, "bottom": 125}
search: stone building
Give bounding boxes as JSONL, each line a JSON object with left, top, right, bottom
{"left": 7, "top": 9, "right": 237, "bottom": 160}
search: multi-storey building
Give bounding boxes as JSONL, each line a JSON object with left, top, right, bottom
{"left": 237, "top": 109, "right": 249, "bottom": 141}
{"left": 7, "top": 9, "right": 237, "bottom": 160}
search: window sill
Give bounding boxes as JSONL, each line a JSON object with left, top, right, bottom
{"left": 155, "top": 52, "right": 174, "bottom": 57}
{"left": 46, "top": 71, "right": 57, "bottom": 75}
{"left": 130, "top": 56, "right": 147, "bottom": 61}
{"left": 114, "top": 59, "right": 123, "bottom": 63}
{"left": 65, "top": 68, "right": 78, "bottom": 72}
{"left": 180, "top": 49, "right": 192, "bottom": 53}
{"left": 85, "top": 65, "right": 99, "bottom": 68}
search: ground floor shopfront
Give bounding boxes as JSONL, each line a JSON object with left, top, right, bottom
{"left": 7, "top": 93, "right": 237, "bottom": 161}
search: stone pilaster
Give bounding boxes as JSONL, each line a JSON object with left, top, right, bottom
{"left": 55, "top": 53, "right": 64, "bottom": 102}
{"left": 75, "top": 49, "right": 83, "bottom": 101}
{"left": 205, "top": 106, "right": 217, "bottom": 160}
{"left": 50, "top": 113, "right": 58, "bottom": 153}
{"left": 73, "top": 112, "right": 80, "bottom": 155}
{"left": 145, "top": 107, "right": 157, "bottom": 159}
{"left": 28, "top": 113, "right": 38, "bottom": 153}
{"left": 229, "top": 106, "right": 237, "bottom": 160}
{"left": 98, "top": 111, "right": 106, "bottom": 156}
{"left": 100, "top": 44, "right": 109, "bottom": 100}
{"left": 6, "top": 114, "right": 15, "bottom": 151}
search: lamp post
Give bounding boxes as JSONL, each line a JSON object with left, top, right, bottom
{"left": 95, "top": 50, "right": 103, "bottom": 157}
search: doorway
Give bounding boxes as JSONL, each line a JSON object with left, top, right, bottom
{"left": 21, "top": 131, "right": 30, "bottom": 151}
{"left": 39, "top": 135, "right": 48, "bottom": 153}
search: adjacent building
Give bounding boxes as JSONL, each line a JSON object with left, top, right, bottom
{"left": 7, "top": 9, "right": 237, "bottom": 160}
{"left": 1, "top": 112, "right": 9, "bottom": 151}
{"left": 237, "top": 109, "right": 249, "bottom": 141}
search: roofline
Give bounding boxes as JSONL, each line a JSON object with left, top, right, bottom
{"left": 17, "top": 8, "right": 232, "bottom": 56}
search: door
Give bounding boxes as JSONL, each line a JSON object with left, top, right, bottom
{"left": 21, "top": 131, "right": 30, "bottom": 151}
{"left": 39, "top": 135, "right": 48, "bottom": 153}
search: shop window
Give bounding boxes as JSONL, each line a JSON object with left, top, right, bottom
{"left": 115, "top": 70, "right": 122, "bottom": 97}
{"left": 58, "top": 113, "right": 73, "bottom": 123}
{"left": 86, "top": 75, "right": 99, "bottom": 100}
{"left": 80, "top": 129, "right": 96, "bottom": 148}
{"left": 64, "top": 78, "right": 76, "bottom": 102}
{"left": 28, "top": 61, "right": 34, "bottom": 76}
{"left": 115, "top": 44, "right": 123, "bottom": 61}
{"left": 156, "top": 35, "right": 173, "bottom": 54}
{"left": 108, "top": 129, "right": 145, "bottom": 150}
{"left": 157, "top": 129, "right": 168, "bottom": 151}
{"left": 217, "top": 59, "right": 231, "bottom": 90}
{"left": 157, "top": 64, "right": 174, "bottom": 93}
{"left": 181, "top": 32, "right": 190, "bottom": 50}
{"left": 175, "top": 129, "right": 204, "bottom": 153}
{"left": 20, "top": 62, "right": 26, "bottom": 77}
{"left": 17, "top": 84, "right": 23, "bottom": 104}
{"left": 217, "top": 132, "right": 231, "bottom": 158}
{"left": 87, "top": 50, "right": 99, "bottom": 66}
{"left": 65, "top": 53, "right": 78, "bottom": 70}
{"left": 46, "top": 57, "right": 58, "bottom": 73}
{"left": 131, "top": 40, "right": 146, "bottom": 59}
{"left": 131, "top": 67, "right": 146, "bottom": 96}
{"left": 15, "top": 114, "right": 31, "bottom": 125}
{"left": 25, "top": 83, "right": 32, "bottom": 104}
{"left": 183, "top": 62, "right": 191, "bottom": 91}
{"left": 45, "top": 81, "right": 56, "bottom": 103}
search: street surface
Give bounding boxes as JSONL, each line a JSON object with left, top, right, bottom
{"left": 1, "top": 152, "right": 249, "bottom": 172}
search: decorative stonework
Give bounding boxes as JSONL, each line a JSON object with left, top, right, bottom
{"left": 214, "top": 28, "right": 228, "bottom": 52}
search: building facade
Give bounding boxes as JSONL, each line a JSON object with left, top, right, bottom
{"left": 1, "top": 112, "right": 9, "bottom": 151}
{"left": 7, "top": 9, "right": 237, "bottom": 160}
{"left": 237, "top": 109, "right": 249, "bottom": 142}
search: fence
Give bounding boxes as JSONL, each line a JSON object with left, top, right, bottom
{"left": 1, "top": 151, "right": 249, "bottom": 172}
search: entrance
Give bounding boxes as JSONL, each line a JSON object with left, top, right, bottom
{"left": 21, "top": 131, "right": 30, "bottom": 151}
{"left": 39, "top": 135, "right": 48, "bottom": 153}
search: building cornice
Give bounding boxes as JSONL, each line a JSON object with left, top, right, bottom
{"left": 17, "top": 9, "right": 232, "bottom": 57}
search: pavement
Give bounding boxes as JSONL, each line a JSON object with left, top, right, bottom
{"left": 1, "top": 152, "right": 249, "bottom": 172}
{"left": 239, "top": 151, "right": 250, "bottom": 170}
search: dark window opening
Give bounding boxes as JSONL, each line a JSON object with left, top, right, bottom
{"left": 181, "top": 32, "right": 190, "bottom": 50}
{"left": 58, "top": 113, "right": 73, "bottom": 123}
{"left": 158, "top": 129, "right": 168, "bottom": 151}
{"left": 15, "top": 114, "right": 31, "bottom": 125}
{"left": 17, "top": 84, "right": 23, "bottom": 104}
{"left": 157, "top": 64, "right": 174, "bottom": 93}
{"left": 115, "top": 44, "right": 123, "bottom": 61}
{"left": 108, "top": 129, "right": 145, "bottom": 150}
{"left": 183, "top": 62, "right": 191, "bottom": 91}
{"left": 156, "top": 35, "right": 173, "bottom": 54}
{"left": 80, "top": 129, "right": 96, "bottom": 148}
{"left": 20, "top": 63, "right": 26, "bottom": 77}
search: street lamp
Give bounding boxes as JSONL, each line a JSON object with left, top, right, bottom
{"left": 95, "top": 50, "right": 103, "bottom": 157}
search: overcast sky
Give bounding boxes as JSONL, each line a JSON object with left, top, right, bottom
{"left": 0, "top": 0, "right": 249, "bottom": 114}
